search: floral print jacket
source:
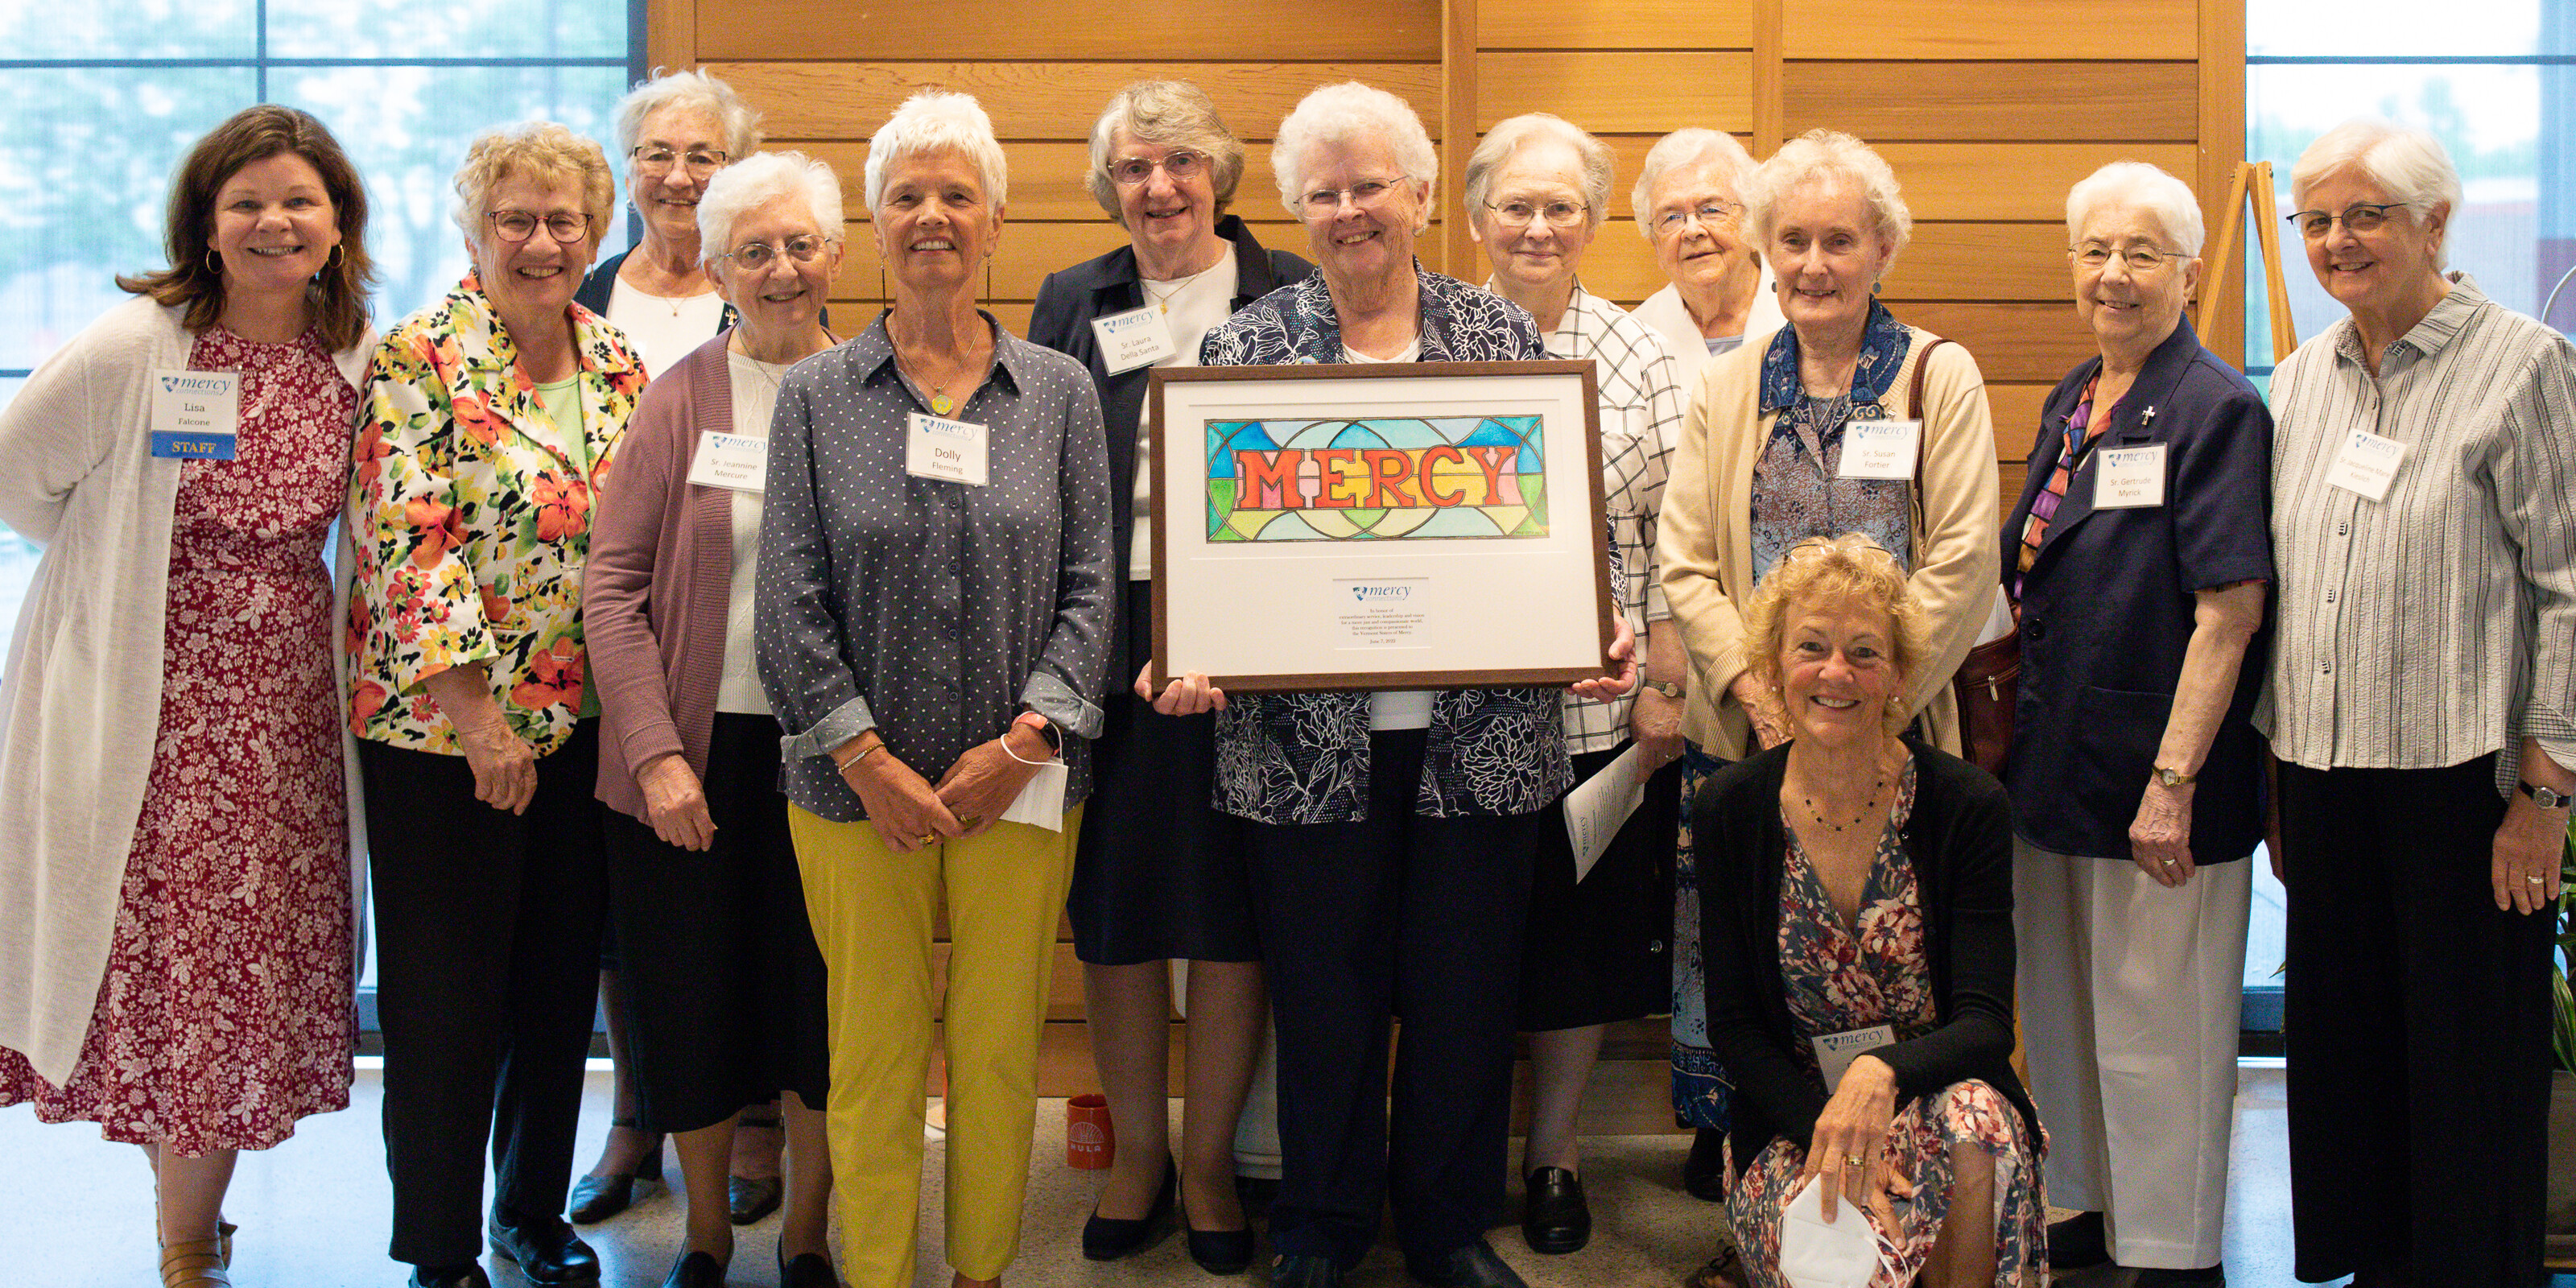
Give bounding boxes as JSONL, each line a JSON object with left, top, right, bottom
{"left": 347, "top": 273, "right": 646, "bottom": 756}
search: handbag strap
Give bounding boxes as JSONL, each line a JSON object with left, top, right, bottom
{"left": 1907, "top": 335, "right": 1951, "bottom": 482}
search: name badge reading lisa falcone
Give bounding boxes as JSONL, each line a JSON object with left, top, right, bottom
{"left": 1836, "top": 419, "right": 1920, "bottom": 481}
{"left": 1089, "top": 306, "right": 1179, "bottom": 375}
{"left": 906, "top": 411, "right": 989, "bottom": 486}
{"left": 686, "top": 431, "right": 767, "bottom": 493}
{"left": 2326, "top": 428, "right": 2408, "bottom": 502}
{"left": 150, "top": 369, "right": 240, "bottom": 460}
{"left": 2092, "top": 443, "right": 2165, "bottom": 509}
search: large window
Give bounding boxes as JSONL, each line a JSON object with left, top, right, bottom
{"left": 0, "top": 0, "right": 642, "bottom": 651}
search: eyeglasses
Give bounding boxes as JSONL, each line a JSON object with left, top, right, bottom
{"left": 2288, "top": 202, "right": 2405, "bottom": 240}
{"left": 487, "top": 209, "right": 592, "bottom": 244}
{"left": 720, "top": 234, "right": 837, "bottom": 270}
{"left": 1653, "top": 200, "right": 1746, "bottom": 236}
{"left": 1298, "top": 175, "right": 1408, "bottom": 217}
{"left": 2070, "top": 242, "right": 2194, "bottom": 271}
{"left": 1484, "top": 198, "right": 1587, "bottom": 229}
{"left": 1108, "top": 151, "right": 1208, "bottom": 186}
{"left": 631, "top": 146, "right": 730, "bottom": 178}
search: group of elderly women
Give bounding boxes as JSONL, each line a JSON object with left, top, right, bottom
{"left": 0, "top": 52, "right": 2570, "bottom": 1288}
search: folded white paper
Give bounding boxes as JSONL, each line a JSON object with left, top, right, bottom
{"left": 1000, "top": 759, "right": 1069, "bottom": 831}
{"left": 1563, "top": 743, "right": 1649, "bottom": 882}
{"left": 1778, "top": 1175, "right": 1886, "bottom": 1288}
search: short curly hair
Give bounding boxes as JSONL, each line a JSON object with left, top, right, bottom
{"left": 1737, "top": 533, "right": 1930, "bottom": 737}
{"left": 452, "top": 122, "right": 618, "bottom": 257}
{"left": 1744, "top": 128, "right": 1912, "bottom": 275}
{"left": 1084, "top": 79, "right": 1248, "bottom": 225}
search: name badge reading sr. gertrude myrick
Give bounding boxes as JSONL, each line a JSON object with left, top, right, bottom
{"left": 2093, "top": 444, "right": 2165, "bottom": 509}
{"left": 906, "top": 411, "right": 989, "bottom": 486}
{"left": 150, "top": 369, "right": 239, "bottom": 460}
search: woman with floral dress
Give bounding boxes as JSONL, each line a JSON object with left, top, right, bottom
{"left": 1693, "top": 535, "right": 2045, "bottom": 1288}
{"left": 0, "top": 105, "right": 378, "bottom": 1288}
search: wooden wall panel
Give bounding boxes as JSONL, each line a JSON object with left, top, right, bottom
{"left": 1783, "top": 61, "right": 2200, "bottom": 142}
{"left": 1781, "top": 0, "right": 2198, "bottom": 60}
{"left": 699, "top": 0, "right": 1441, "bottom": 61}
{"left": 1474, "top": 52, "right": 1755, "bottom": 134}
{"left": 1883, "top": 223, "right": 2078, "bottom": 302}
{"left": 1479, "top": 0, "right": 1752, "bottom": 50}
{"left": 709, "top": 62, "right": 1443, "bottom": 142}
{"left": 1877, "top": 142, "right": 2199, "bottom": 221}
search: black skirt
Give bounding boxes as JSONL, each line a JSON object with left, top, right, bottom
{"left": 601, "top": 712, "right": 831, "bottom": 1133}
{"left": 1517, "top": 742, "right": 1681, "bottom": 1031}
{"left": 1067, "top": 580, "right": 1261, "bottom": 966}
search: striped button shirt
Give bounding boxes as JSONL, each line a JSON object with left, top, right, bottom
{"left": 2261, "top": 274, "right": 2576, "bottom": 794}
{"left": 1504, "top": 283, "right": 1689, "bottom": 753}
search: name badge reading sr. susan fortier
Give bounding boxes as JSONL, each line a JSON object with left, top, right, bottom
{"left": 906, "top": 412, "right": 989, "bottom": 486}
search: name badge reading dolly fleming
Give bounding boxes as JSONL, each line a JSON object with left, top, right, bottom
{"left": 150, "top": 369, "right": 240, "bottom": 460}
{"left": 906, "top": 411, "right": 989, "bottom": 486}
{"left": 1089, "top": 306, "right": 1179, "bottom": 375}
{"left": 1836, "top": 419, "right": 1919, "bottom": 481}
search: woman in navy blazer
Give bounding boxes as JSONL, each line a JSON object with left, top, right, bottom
{"left": 1023, "top": 78, "right": 1310, "bottom": 1274}
{"left": 2000, "top": 163, "right": 2273, "bottom": 1286}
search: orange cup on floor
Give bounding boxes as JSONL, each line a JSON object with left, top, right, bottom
{"left": 1067, "top": 1093, "right": 1114, "bottom": 1169}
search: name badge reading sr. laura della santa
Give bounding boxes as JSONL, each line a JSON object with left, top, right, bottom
{"left": 906, "top": 411, "right": 989, "bottom": 486}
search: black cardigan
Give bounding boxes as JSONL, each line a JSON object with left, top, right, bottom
{"left": 1695, "top": 739, "right": 2040, "bottom": 1176}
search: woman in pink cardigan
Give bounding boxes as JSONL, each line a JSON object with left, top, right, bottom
{"left": 583, "top": 151, "right": 845, "bottom": 1288}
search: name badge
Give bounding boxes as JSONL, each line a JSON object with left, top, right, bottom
{"left": 906, "top": 412, "right": 989, "bottom": 486}
{"left": 1836, "top": 419, "right": 1918, "bottom": 481}
{"left": 1810, "top": 1023, "right": 1896, "bottom": 1092}
{"left": 2092, "top": 443, "right": 2165, "bottom": 509}
{"left": 2325, "top": 427, "right": 2408, "bottom": 502}
{"left": 149, "top": 369, "right": 239, "bottom": 460}
{"left": 686, "top": 430, "right": 767, "bottom": 493}
{"left": 1090, "top": 306, "right": 1178, "bottom": 375}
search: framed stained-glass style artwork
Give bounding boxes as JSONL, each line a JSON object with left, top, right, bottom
{"left": 1146, "top": 360, "right": 1613, "bottom": 691}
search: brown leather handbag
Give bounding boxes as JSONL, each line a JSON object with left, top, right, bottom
{"left": 1908, "top": 337, "right": 2019, "bottom": 776}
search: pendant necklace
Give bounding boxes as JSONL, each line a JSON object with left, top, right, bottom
{"left": 1803, "top": 776, "right": 1887, "bottom": 833}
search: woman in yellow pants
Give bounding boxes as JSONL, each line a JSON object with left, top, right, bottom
{"left": 753, "top": 89, "right": 1115, "bottom": 1288}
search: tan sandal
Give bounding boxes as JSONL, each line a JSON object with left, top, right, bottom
{"left": 159, "top": 1238, "right": 232, "bottom": 1288}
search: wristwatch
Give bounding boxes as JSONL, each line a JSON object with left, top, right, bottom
{"left": 2520, "top": 780, "right": 2573, "bottom": 810}
{"left": 2154, "top": 766, "right": 2196, "bottom": 789}
{"left": 1013, "top": 709, "right": 1062, "bottom": 754}
{"left": 1642, "top": 673, "right": 1685, "bottom": 700}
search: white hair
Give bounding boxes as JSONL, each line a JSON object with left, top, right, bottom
{"left": 1463, "top": 114, "right": 1614, "bottom": 228}
{"left": 1269, "top": 81, "right": 1437, "bottom": 225}
{"left": 696, "top": 151, "right": 844, "bottom": 264}
{"left": 614, "top": 68, "right": 763, "bottom": 162}
{"left": 2290, "top": 118, "right": 2462, "bottom": 268}
{"left": 2065, "top": 160, "right": 2205, "bottom": 256}
{"left": 1630, "top": 128, "right": 1757, "bottom": 240}
{"left": 1084, "top": 80, "right": 1249, "bottom": 223}
{"left": 1744, "top": 128, "right": 1912, "bottom": 266}
{"left": 864, "top": 90, "right": 1009, "bottom": 210}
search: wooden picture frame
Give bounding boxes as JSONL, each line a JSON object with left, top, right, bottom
{"left": 1147, "top": 359, "right": 1614, "bottom": 692}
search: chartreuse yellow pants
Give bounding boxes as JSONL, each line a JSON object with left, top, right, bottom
{"left": 789, "top": 804, "right": 1082, "bottom": 1288}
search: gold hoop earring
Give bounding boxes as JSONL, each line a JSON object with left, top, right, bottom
{"left": 204, "top": 248, "right": 222, "bottom": 275}
{"left": 324, "top": 243, "right": 345, "bottom": 272}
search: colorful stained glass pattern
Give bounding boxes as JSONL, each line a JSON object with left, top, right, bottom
{"left": 1203, "top": 415, "right": 1548, "bottom": 542}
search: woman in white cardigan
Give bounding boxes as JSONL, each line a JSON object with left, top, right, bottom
{"left": 0, "top": 105, "right": 376, "bottom": 1288}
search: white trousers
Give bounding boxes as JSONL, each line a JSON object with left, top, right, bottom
{"left": 2013, "top": 839, "right": 2252, "bottom": 1270}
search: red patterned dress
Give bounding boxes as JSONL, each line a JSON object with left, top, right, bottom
{"left": 0, "top": 327, "right": 357, "bottom": 1154}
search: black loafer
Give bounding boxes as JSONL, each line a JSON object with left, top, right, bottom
{"left": 659, "top": 1250, "right": 725, "bottom": 1288}
{"left": 1407, "top": 1240, "right": 1530, "bottom": 1288}
{"left": 2046, "top": 1211, "right": 2108, "bottom": 1270}
{"left": 409, "top": 1265, "right": 493, "bottom": 1288}
{"left": 778, "top": 1248, "right": 840, "bottom": 1288}
{"left": 568, "top": 1123, "right": 663, "bottom": 1224}
{"left": 1269, "top": 1253, "right": 1344, "bottom": 1288}
{"left": 728, "top": 1173, "right": 783, "bottom": 1225}
{"left": 1682, "top": 1127, "right": 1726, "bottom": 1202}
{"left": 1521, "top": 1166, "right": 1590, "bottom": 1255}
{"left": 487, "top": 1208, "right": 601, "bottom": 1284}
{"left": 1081, "top": 1156, "right": 1177, "bottom": 1260}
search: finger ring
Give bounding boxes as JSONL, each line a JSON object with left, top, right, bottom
{"left": 918, "top": 833, "right": 935, "bottom": 845}
{"left": 2529, "top": 875, "right": 2546, "bottom": 885}
{"left": 1843, "top": 1154, "right": 1865, "bottom": 1168}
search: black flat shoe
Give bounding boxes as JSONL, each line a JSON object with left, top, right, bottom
{"left": 1682, "top": 1127, "right": 1726, "bottom": 1203}
{"left": 568, "top": 1121, "right": 663, "bottom": 1224}
{"left": 2046, "top": 1210, "right": 2108, "bottom": 1270}
{"left": 1178, "top": 1184, "right": 1254, "bottom": 1275}
{"left": 1520, "top": 1166, "right": 1590, "bottom": 1255}
{"left": 488, "top": 1208, "right": 601, "bottom": 1284}
{"left": 408, "top": 1263, "right": 493, "bottom": 1288}
{"left": 1407, "top": 1240, "right": 1529, "bottom": 1288}
{"left": 658, "top": 1250, "right": 725, "bottom": 1288}
{"left": 1269, "top": 1253, "right": 1344, "bottom": 1288}
{"left": 1082, "top": 1156, "right": 1177, "bottom": 1260}
{"left": 778, "top": 1247, "right": 840, "bottom": 1288}
{"left": 727, "top": 1174, "right": 783, "bottom": 1225}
